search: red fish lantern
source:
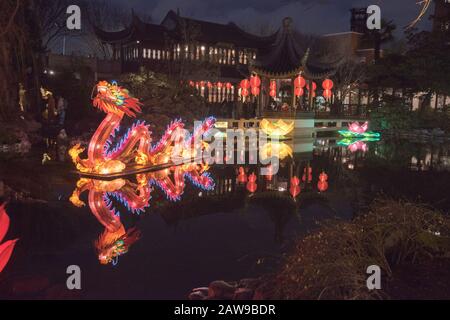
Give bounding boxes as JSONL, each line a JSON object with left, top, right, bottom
{"left": 322, "top": 79, "right": 334, "bottom": 90}
{"left": 294, "top": 75, "right": 306, "bottom": 88}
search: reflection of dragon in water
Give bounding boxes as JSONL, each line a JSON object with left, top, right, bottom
{"left": 69, "top": 81, "right": 215, "bottom": 174}
{"left": 70, "top": 164, "right": 214, "bottom": 264}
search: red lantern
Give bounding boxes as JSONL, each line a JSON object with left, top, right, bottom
{"left": 269, "top": 89, "right": 277, "bottom": 98}
{"left": 237, "top": 167, "right": 247, "bottom": 184}
{"left": 241, "top": 88, "right": 249, "bottom": 97}
{"left": 319, "top": 172, "right": 328, "bottom": 182}
{"left": 323, "top": 89, "right": 332, "bottom": 99}
{"left": 247, "top": 181, "right": 257, "bottom": 193}
{"left": 290, "top": 185, "right": 301, "bottom": 198}
{"left": 307, "top": 82, "right": 317, "bottom": 91}
{"left": 240, "top": 79, "right": 250, "bottom": 89}
{"left": 250, "top": 75, "right": 261, "bottom": 88}
{"left": 294, "top": 76, "right": 306, "bottom": 88}
{"left": 294, "top": 87, "right": 304, "bottom": 97}
{"left": 322, "top": 79, "right": 334, "bottom": 90}
{"left": 248, "top": 173, "right": 257, "bottom": 183}
{"left": 226, "top": 82, "right": 232, "bottom": 89}
{"left": 269, "top": 80, "right": 277, "bottom": 90}
{"left": 290, "top": 176, "right": 300, "bottom": 186}
{"left": 251, "top": 86, "right": 260, "bottom": 96}
{"left": 318, "top": 181, "right": 329, "bottom": 192}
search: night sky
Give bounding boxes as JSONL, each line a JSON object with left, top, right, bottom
{"left": 110, "top": 0, "right": 433, "bottom": 36}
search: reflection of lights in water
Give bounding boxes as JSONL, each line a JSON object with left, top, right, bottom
{"left": 278, "top": 187, "right": 286, "bottom": 192}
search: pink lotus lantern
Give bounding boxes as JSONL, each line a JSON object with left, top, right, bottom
{"left": 348, "top": 121, "right": 369, "bottom": 135}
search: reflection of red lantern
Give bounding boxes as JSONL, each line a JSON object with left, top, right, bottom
{"left": 248, "top": 173, "right": 257, "bottom": 183}
{"left": 290, "top": 176, "right": 300, "bottom": 186}
{"left": 226, "top": 82, "right": 232, "bottom": 89}
{"left": 240, "top": 79, "right": 250, "bottom": 89}
{"left": 322, "top": 79, "right": 334, "bottom": 90}
{"left": 270, "top": 80, "right": 277, "bottom": 90}
{"left": 247, "top": 181, "right": 257, "bottom": 193}
{"left": 290, "top": 185, "right": 301, "bottom": 197}
{"left": 318, "top": 181, "right": 328, "bottom": 192}
{"left": 269, "top": 89, "right": 277, "bottom": 98}
{"left": 294, "top": 87, "right": 304, "bottom": 97}
{"left": 250, "top": 75, "right": 261, "bottom": 88}
{"left": 217, "top": 82, "right": 223, "bottom": 88}
{"left": 319, "top": 172, "right": 328, "bottom": 182}
{"left": 294, "top": 75, "right": 306, "bottom": 88}
{"left": 251, "top": 86, "right": 260, "bottom": 96}
{"left": 207, "top": 81, "right": 213, "bottom": 88}
{"left": 323, "top": 89, "right": 332, "bottom": 99}
{"left": 241, "top": 88, "right": 249, "bottom": 97}
{"left": 189, "top": 81, "right": 195, "bottom": 87}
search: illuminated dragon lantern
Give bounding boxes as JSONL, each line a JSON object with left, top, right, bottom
{"left": 69, "top": 81, "right": 216, "bottom": 174}
{"left": 70, "top": 164, "right": 214, "bottom": 265}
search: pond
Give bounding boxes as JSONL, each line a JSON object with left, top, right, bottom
{"left": 0, "top": 137, "right": 449, "bottom": 299}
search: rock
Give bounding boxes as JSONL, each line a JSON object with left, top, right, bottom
{"left": 233, "top": 288, "right": 254, "bottom": 300}
{"left": 208, "top": 280, "right": 236, "bottom": 299}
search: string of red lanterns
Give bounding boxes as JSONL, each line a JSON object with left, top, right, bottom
{"left": 269, "top": 80, "right": 277, "bottom": 98}
{"left": 318, "top": 171, "right": 329, "bottom": 192}
{"left": 321, "top": 79, "right": 334, "bottom": 100}
{"left": 294, "top": 75, "right": 306, "bottom": 97}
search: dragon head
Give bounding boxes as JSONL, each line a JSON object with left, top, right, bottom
{"left": 95, "top": 226, "right": 141, "bottom": 265}
{"left": 93, "top": 81, "right": 142, "bottom": 117}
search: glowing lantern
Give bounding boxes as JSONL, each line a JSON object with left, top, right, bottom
{"left": 248, "top": 173, "right": 257, "bottom": 183}
{"left": 307, "top": 82, "right": 317, "bottom": 91}
{"left": 290, "top": 185, "right": 301, "bottom": 198}
{"left": 241, "top": 88, "right": 249, "bottom": 97}
{"left": 250, "top": 75, "right": 261, "bottom": 88}
{"left": 323, "top": 89, "right": 332, "bottom": 99}
{"left": 247, "top": 181, "right": 257, "bottom": 193}
{"left": 270, "top": 80, "right": 277, "bottom": 90}
{"left": 319, "top": 172, "right": 328, "bottom": 182}
{"left": 226, "top": 82, "right": 232, "bottom": 89}
{"left": 322, "top": 79, "right": 334, "bottom": 90}
{"left": 290, "top": 176, "right": 300, "bottom": 186}
{"left": 294, "top": 76, "right": 306, "bottom": 88}
{"left": 294, "top": 87, "right": 304, "bottom": 97}
{"left": 318, "top": 181, "right": 328, "bottom": 192}
{"left": 237, "top": 167, "right": 247, "bottom": 184}
{"left": 302, "top": 167, "right": 312, "bottom": 182}
{"left": 240, "top": 79, "right": 250, "bottom": 89}
{"left": 251, "top": 86, "right": 260, "bottom": 96}
{"left": 269, "top": 89, "right": 277, "bottom": 98}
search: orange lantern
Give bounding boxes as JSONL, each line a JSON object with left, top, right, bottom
{"left": 319, "top": 172, "right": 328, "bottom": 182}
{"left": 294, "top": 75, "right": 306, "bottom": 88}
{"left": 251, "top": 86, "right": 260, "bottom": 96}
{"left": 290, "top": 185, "right": 301, "bottom": 197}
{"left": 323, "top": 89, "right": 332, "bottom": 99}
{"left": 247, "top": 181, "right": 257, "bottom": 193}
{"left": 322, "top": 79, "right": 334, "bottom": 90}
{"left": 250, "top": 75, "right": 261, "bottom": 88}
{"left": 241, "top": 88, "right": 249, "bottom": 97}
{"left": 294, "top": 87, "right": 304, "bottom": 97}
{"left": 240, "top": 79, "right": 250, "bottom": 89}
{"left": 318, "top": 181, "right": 329, "bottom": 192}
